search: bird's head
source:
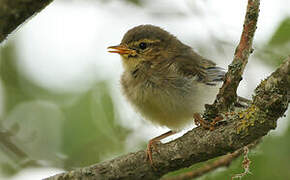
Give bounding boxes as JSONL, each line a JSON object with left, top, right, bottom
{"left": 108, "top": 25, "right": 186, "bottom": 71}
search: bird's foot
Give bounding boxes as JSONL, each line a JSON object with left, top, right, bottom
{"left": 193, "top": 113, "right": 223, "bottom": 131}
{"left": 145, "top": 130, "right": 175, "bottom": 168}
{"left": 146, "top": 139, "right": 160, "bottom": 168}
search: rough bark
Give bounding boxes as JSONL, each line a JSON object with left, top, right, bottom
{"left": 0, "top": 0, "right": 53, "bottom": 43}
{"left": 46, "top": 59, "right": 289, "bottom": 180}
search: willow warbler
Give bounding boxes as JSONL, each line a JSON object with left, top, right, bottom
{"left": 108, "top": 25, "right": 225, "bottom": 165}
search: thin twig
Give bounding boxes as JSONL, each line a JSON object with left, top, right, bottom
{"left": 0, "top": 122, "right": 41, "bottom": 168}
{"left": 0, "top": 125, "right": 27, "bottom": 158}
{"left": 231, "top": 146, "right": 251, "bottom": 179}
{"left": 162, "top": 140, "right": 260, "bottom": 180}
{"left": 163, "top": 150, "right": 242, "bottom": 180}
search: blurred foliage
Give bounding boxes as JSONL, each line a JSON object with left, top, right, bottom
{"left": 62, "top": 83, "right": 130, "bottom": 168}
{"left": 124, "top": 0, "right": 142, "bottom": 6}
{"left": 0, "top": 42, "right": 31, "bottom": 112}
{"left": 268, "top": 17, "right": 290, "bottom": 46}
{"left": 256, "top": 17, "right": 290, "bottom": 67}
{"left": 0, "top": 41, "right": 130, "bottom": 177}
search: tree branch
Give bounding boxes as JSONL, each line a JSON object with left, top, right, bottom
{"left": 205, "top": 0, "right": 260, "bottom": 118}
{"left": 0, "top": 0, "right": 53, "bottom": 43}
{"left": 46, "top": 58, "right": 289, "bottom": 180}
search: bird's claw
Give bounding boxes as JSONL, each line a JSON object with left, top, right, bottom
{"left": 145, "top": 130, "right": 175, "bottom": 169}
{"left": 146, "top": 140, "right": 160, "bottom": 169}
{"left": 193, "top": 113, "right": 223, "bottom": 131}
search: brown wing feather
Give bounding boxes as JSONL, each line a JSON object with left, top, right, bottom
{"left": 173, "top": 49, "right": 224, "bottom": 85}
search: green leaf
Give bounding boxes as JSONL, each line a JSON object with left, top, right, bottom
{"left": 257, "top": 17, "right": 290, "bottom": 67}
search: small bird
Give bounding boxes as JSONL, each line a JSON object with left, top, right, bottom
{"left": 108, "top": 25, "right": 225, "bottom": 165}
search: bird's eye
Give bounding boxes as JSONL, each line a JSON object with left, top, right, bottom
{"left": 139, "top": 42, "right": 147, "bottom": 50}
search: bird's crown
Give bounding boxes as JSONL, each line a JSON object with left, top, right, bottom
{"left": 121, "top": 24, "right": 174, "bottom": 44}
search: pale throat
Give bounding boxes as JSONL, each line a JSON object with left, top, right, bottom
{"left": 121, "top": 56, "right": 142, "bottom": 72}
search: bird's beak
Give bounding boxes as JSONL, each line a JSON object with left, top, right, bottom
{"left": 107, "top": 44, "right": 133, "bottom": 55}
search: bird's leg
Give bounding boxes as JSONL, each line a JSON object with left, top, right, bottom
{"left": 146, "top": 130, "right": 176, "bottom": 166}
{"left": 193, "top": 113, "right": 223, "bottom": 131}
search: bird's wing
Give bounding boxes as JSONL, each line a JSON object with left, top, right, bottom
{"left": 174, "top": 50, "right": 225, "bottom": 86}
